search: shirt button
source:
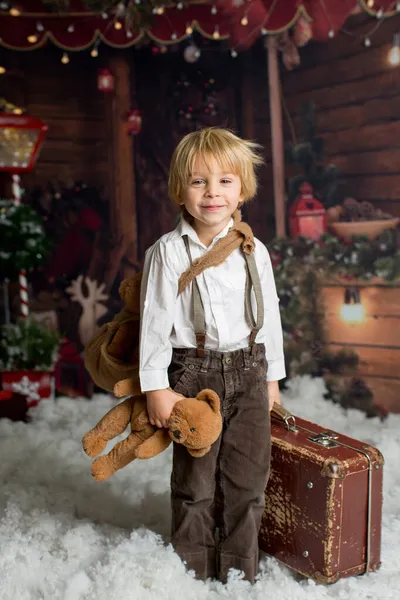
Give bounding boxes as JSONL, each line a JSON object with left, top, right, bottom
{"left": 252, "top": 362, "right": 258, "bottom": 368}
{"left": 225, "top": 357, "right": 232, "bottom": 365}
{"left": 188, "top": 364, "right": 195, "bottom": 370}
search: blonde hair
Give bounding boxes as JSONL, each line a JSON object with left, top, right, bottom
{"left": 168, "top": 128, "right": 263, "bottom": 206}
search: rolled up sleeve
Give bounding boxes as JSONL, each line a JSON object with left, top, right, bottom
{"left": 256, "top": 244, "right": 286, "bottom": 382}
{"left": 139, "top": 241, "right": 178, "bottom": 392}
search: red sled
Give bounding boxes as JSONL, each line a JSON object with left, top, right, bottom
{"left": 259, "top": 404, "right": 384, "bottom": 584}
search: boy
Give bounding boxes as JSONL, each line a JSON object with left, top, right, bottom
{"left": 139, "top": 128, "right": 285, "bottom": 583}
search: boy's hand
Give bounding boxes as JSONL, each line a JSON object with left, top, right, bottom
{"left": 146, "top": 388, "right": 183, "bottom": 428}
{"left": 267, "top": 380, "right": 281, "bottom": 412}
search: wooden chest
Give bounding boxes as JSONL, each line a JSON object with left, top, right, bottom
{"left": 259, "top": 404, "right": 384, "bottom": 584}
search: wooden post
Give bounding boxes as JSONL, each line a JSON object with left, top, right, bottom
{"left": 267, "top": 36, "right": 286, "bottom": 238}
{"left": 105, "top": 54, "right": 138, "bottom": 284}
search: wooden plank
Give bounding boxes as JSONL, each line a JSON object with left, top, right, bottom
{"left": 42, "top": 118, "right": 106, "bottom": 140}
{"left": 283, "top": 43, "right": 398, "bottom": 96}
{"left": 322, "top": 285, "right": 400, "bottom": 318}
{"left": 344, "top": 175, "right": 400, "bottom": 201}
{"left": 326, "top": 344, "right": 400, "bottom": 378}
{"left": 370, "top": 200, "right": 400, "bottom": 217}
{"left": 39, "top": 139, "right": 108, "bottom": 164}
{"left": 323, "top": 122, "right": 400, "bottom": 155}
{"left": 284, "top": 69, "right": 400, "bottom": 116}
{"left": 356, "top": 377, "right": 400, "bottom": 414}
{"left": 332, "top": 150, "right": 400, "bottom": 176}
{"left": 290, "top": 96, "right": 400, "bottom": 134}
{"left": 321, "top": 286, "right": 400, "bottom": 347}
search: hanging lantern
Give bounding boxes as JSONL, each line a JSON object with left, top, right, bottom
{"left": 289, "top": 182, "right": 327, "bottom": 240}
{"left": 125, "top": 108, "right": 142, "bottom": 135}
{"left": 340, "top": 287, "right": 365, "bottom": 323}
{"left": 0, "top": 112, "right": 48, "bottom": 173}
{"left": 97, "top": 67, "right": 114, "bottom": 92}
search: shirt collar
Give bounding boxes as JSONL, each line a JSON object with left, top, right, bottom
{"left": 175, "top": 216, "right": 234, "bottom": 248}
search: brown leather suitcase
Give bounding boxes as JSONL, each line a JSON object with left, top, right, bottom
{"left": 259, "top": 404, "right": 384, "bottom": 584}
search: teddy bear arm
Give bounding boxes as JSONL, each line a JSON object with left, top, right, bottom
{"left": 134, "top": 429, "right": 171, "bottom": 459}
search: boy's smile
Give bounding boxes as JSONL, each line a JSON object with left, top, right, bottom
{"left": 180, "top": 155, "right": 243, "bottom": 246}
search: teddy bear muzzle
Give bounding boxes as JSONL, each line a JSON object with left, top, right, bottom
{"left": 172, "top": 429, "right": 182, "bottom": 440}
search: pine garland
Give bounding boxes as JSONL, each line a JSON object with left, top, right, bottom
{"left": 0, "top": 200, "right": 52, "bottom": 280}
{"left": 0, "top": 318, "right": 60, "bottom": 371}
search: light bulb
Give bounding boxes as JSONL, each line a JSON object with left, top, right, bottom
{"left": 186, "top": 24, "right": 193, "bottom": 35}
{"left": 367, "top": 0, "right": 374, "bottom": 7}
{"left": 231, "top": 49, "right": 238, "bottom": 58}
{"left": 171, "top": 32, "right": 177, "bottom": 40}
{"left": 364, "top": 37, "right": 371, "bottom": 47}
{"left": 211, "top": 5, "right": 217, "bottom": 15}
{"left": 0, "top": 66, "right": 6, "bottom": 74}
{"left": 61, "top": 52, "right": 70, "bottom": 64}
{"left": 388, "top": 44, "right": 400, "bottom": 66}
{"left": 241, "top": 16, "right": 248, "bottom": 26}
{"left": 9, "top": 7, "right": 20, "bottom": 16}
{"left": 340, "top": 303, "right": 365, "bottom": 323}
{"left": 177, "top": 2, "right": 183, "bottom": 9}
{"left": 157, "top": 6, "right": 165, "bottom": 14}
{"left": 114, "top": 20, "right": 122, "bottom": 30}
{"left": 27, "top": 34, "right": 38, "bottom": 43}
{"left": 91, "top": 47, "right": 98, "bottom": 57}
{"left": 328, "top": 29, "right": 334, "bottom": 38}
{"left": 67, "top": 24, "right": 75, "bottom": 33}
{"left": 36, "top": 21, "right": 44, "bottom": 32}
{"left": 213, "top": 27, "right": 220, "bottom": 39}
{"left": 376, "top": 8, "right": 383, "bottom": 18}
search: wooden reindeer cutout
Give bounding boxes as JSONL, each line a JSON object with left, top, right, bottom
{"left": 66, "top": 276, "right": 108, "bottom": 347}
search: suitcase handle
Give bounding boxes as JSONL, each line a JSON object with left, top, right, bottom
{"left": 271, "top": 402, "right": 298, "bottom": 431}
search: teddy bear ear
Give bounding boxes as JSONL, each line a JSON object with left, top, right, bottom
{"left": 118, "top": 273, "right": 142, "bottom": 304}
{"left": 196, "top": 389, "right": 220, "bottom": 414}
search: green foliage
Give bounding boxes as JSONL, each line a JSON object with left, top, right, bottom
{"left": 0, "top": 318, "right": 60, "bottom": 371}
{"left": 285, "top": 101, "right": 345, "bottom": 208}
{"left": 0, "top": 200, "right": 52, "bottom": 280}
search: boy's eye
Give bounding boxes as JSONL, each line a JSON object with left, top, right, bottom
{"left": 191, "top": 179, "right": 205, "bottom": 186}
{"left": 221, "top": 179, "right": 232, "bottom": 184}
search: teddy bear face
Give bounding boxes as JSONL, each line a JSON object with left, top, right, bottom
{"left": 118, "top": 272, "right": 142, "bottom": 314}
{"left": 168, "top": 389, "right": 222, "bottom": 457}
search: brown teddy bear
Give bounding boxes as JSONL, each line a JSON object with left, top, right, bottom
{"left": 82, "top": 388, "right": 222, "bottom": 481}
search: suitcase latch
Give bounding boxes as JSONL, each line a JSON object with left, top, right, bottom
{"left": 308, "top": 431, "right": 340, "bottom": 448}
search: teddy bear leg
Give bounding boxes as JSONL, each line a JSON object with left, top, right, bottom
{"left": 82, "top": 397, "right": 134, "bottom": 458}
{"left": 91, "top": 432, "right": 143, "bottom": 481}
{"left": 134, "top": 429, "right": 171, "bottom": 460}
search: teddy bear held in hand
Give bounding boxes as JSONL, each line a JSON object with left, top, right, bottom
{"left": 82, "top": 389, "right": 222, "bottom": 481}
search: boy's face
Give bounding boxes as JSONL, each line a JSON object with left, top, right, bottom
{"left": 180, "top": 155, "right": 243, "bottom": 236}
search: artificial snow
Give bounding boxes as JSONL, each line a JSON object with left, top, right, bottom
{"left": 0, "top": 376, "right": 399, "bottom": 600}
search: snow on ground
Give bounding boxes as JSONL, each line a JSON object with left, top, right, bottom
{"left": 0, "top": 376, "right": 399, "bottom": 600}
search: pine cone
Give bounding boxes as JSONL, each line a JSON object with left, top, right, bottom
{"left": 359, "top": 201, "right": 375, "bottom": 220}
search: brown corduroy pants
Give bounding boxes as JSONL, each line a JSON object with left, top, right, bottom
{"left": 168, "top": 343, "right": 271, "bottom": 583}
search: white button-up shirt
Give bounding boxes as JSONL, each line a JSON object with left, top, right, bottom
{"left": 139, "top": 217, "right": 286, "bottom": 392}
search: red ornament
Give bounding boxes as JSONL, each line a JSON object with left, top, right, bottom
{"left": 125, "top": 108, "right": 142, "bottom": 135}
{"left": 289, "top": 182, "right": 327, "bottom": 240}
{"left": 97, "top": 67, "right": 114, "bottom": 92}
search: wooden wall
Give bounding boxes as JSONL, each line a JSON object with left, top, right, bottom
{"left": 0, "top": 47, "right": 109, "bottom": 194}
{"left": 321, "top": 283, "right": 400, "bottom": 413}
{"left": 281, "top": 13, "right": 400, "bottom": 218}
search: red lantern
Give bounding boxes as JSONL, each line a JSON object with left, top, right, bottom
{"left": 97, "top": 67, "right": 114, "bottom": 92}
{"left": 125, "top": 108, "right": 142, "bottom": 135}
{"left": 289, "top": 182, "right": 327, "bottom": 240}
{"left": 0, "top": 112, "right": 48, "bottom": 173}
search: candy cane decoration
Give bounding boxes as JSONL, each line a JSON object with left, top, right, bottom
{"left": 12, "top": 174, "right": 29, "bottom": 317}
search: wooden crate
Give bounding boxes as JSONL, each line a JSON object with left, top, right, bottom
{"left": 321, "top": 283, "right": 400, "bottom": 413}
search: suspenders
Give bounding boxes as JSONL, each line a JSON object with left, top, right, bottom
{"left": 182, "top": 235, "right": 264, "bottom": 357}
